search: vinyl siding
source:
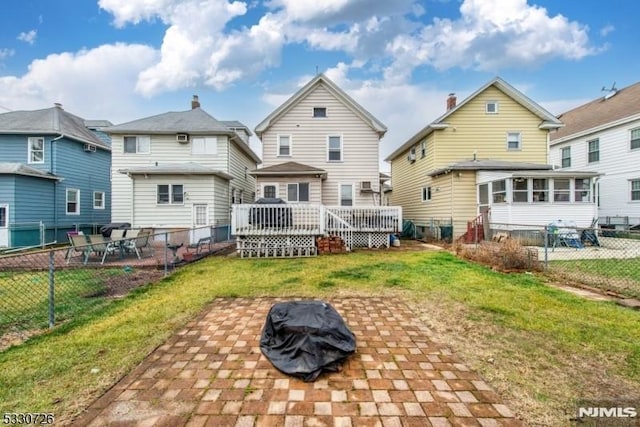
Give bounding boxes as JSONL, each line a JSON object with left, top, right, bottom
{"left": 550, "top": 118, "right": 640, "bottom": 220}
{"left": 229, "top": 142, "right": 258, "bottom": 203}
{"left": 131, "top": 175, "right": 216, "bottom": 228}
{"left": 256, "top": 177, "right": 323, "bottom": 204}
{"left": 110, "top": 133, "right": 230, "bottom": 224}
{"left": 0, "top": 176, "right": 16, "bottom": 222}
{"left": 213, "top": 175, "right": 230, "bottom": 225}
{"left": 55, "top": 139, "right": 111, "bottom": 227}
{"left": 389, "top": 85, "right": 551, "bottom": 231}
{"left": 260, "top": 83, "right": 380, "bottom": 205}
{"left": 14, "top": 176, "right": 55, "bottom": 223}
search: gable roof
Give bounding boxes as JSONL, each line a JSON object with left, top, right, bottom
{"left": 385, "top": 77, "right": 563, "bottom": 162}
{"left": 254, "top": 73, "right": 387, "bottom": 139}
{"left": 0, "top": 162, "right": 61, "bottom": 180}
{"left": 250, "top": 161, "right": 327, "bottom": 178}
{"left": 550, "top": 81, "right": 640, "bottom": 144}
{"left": 0, "top": 105, "right": 110, "bottom": 150}
{"left": 107, "top": 108, "right": 261, "bottom": 163}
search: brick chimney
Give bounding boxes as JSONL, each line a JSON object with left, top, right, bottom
{"left": 446, "top": 93, "right": 456, "bottom": 111}
{"left": 191, "top": 95, "right": 200, "bottom": 109}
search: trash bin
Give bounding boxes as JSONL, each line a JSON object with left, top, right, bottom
{"left": 439, "top": 225, "right": 453, "bottom": 242}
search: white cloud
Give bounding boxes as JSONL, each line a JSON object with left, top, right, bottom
{"left": 383, "top": 0, "right": 598, "bottom": 81}
{"left": 0, "top": 48, "right": 15, "bottom": 61}
{"left": 600, "top": 24, "right": 615, "bottom": 37}
{"left": 17, "top": 30, "right": 37, "bottom": 45}
{"left": 0, "top": 43, "right": 158, "bottom": 122}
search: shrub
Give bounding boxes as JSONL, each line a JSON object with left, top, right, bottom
{"left": 454, "top": 238, "right": 541, "bottom": 272}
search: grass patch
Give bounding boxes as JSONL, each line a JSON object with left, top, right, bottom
{"left": 0, "top": 269, "right": 126, "bottom": 333}
{"left": 0, "top": 250, "right": 639, "bottom": 425}
{"left": 550, "top": 258, "right": 640, "bottom": 299}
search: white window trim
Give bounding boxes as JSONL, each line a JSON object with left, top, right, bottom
{"left": 0, "top": 204, "right": 8, "bottom": 228}
{"left": 261, "top": 183, "right": 279, "bottom": 199}
{"left": 66, "top": 188, "right": 80, "bottom": 215}
{"left": 421, "top": 186, "right": 431, "bottom": 202}
{"left": 312, "top": 107, "right": 328, "bottom": 118}
{"left": 277, "top": 134, "right": 292, "bottom": 157}
{"left": 193, "top": 204, "right": 209, "bottom": 227}
{"left": 420, "top": 141, "right": 426, "bottom": 158}
{"left": 561, "top": 146, "right": 571, "bottom": 168}
{"left": 630, "top": 128, "right": 640, "bottom": 151}
{"left": 287, "top": 182, "right": 310, "bottom": 203}
{"left": 630, "top": 179, "right": 640, "bottom": 203}
{"left": 587, "top": 138, "right": 600, "bottom": 163}
{"left": 486, "top": 101, "right": 499, "bottom": 114}
{"left": 28, "top": 137, "right": 45, "bottom": 164}
{"left": 93, "top": 191, "right": 105, "bottom": 210}
{"left": 124, "top": 135, "right": 151, "bottom": 154}
{"left": 191, "top": 136, "right": 217, "bottom": 155}
{"left": 327, "top": 135, "right": 343, "bottom": 162}
{"left": 339, "top": 183, "right": 354, "bottom": 206}
{"left": 506, "top": 132, "right": 522, "bottom": 151}
{"left": 156, "top": 184, "right": 184, "bottom": 205}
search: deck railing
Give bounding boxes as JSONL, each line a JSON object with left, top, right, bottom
{"left": 232, "top": 204, "right": 402, "bottom": 236}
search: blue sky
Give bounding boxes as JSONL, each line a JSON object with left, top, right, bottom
{"left": 1, "top": 0, "right": 638, "bottom": 166}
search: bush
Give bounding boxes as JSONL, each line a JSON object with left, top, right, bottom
{"left": 454, "top": 238, "right": 541, "bottom": 272}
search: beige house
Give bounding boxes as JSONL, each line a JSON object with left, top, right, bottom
{"left": 107, "top": 96, "right": 260, "bottom": 242}
{"left": 386, "top": 77, "right": 599, "bottom": 241}
{"left": 252, "top": 73, "right": 387, "bottom": 206}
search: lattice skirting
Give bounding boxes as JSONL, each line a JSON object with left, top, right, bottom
{"left": 352, "top": 232, "right": 390, "bottom": 248}
{"left": 237, "top": 235, "right": 317, "bottom": 258}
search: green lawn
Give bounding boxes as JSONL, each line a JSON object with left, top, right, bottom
{"left": 550, "top": 257, "right": 640, "bottom": 298}
{"left": 0, "top": 269, "right": 125, "bottom": 333}
{"left": 0, "top": 250, "right": 639, "bottom": 425}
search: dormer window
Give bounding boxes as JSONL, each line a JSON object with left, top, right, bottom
{"left": 486, "top": 102, "right": 499, "bottom": 114}
{"left": 313, "top": 107, "right": 327, "bottom": 118}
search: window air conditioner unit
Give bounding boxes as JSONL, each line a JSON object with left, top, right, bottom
{"left": 83, "top": 143, "right": 96, "bottom": 152}
{"left": 407, "top": 152, "right": 416, "bottom": 162}
{"left": 360, "top": 181, "right": 372, "bottom": 191}
{"left": 176, "top": 133, "right": 189, "bottom": 143}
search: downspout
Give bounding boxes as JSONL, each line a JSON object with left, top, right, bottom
{"left": 50, "top": 134, "right": 64, "bottom": 241}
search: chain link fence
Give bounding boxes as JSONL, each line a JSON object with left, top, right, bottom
{"left": 0, "top": 225, "right": 232, "bottom": 349}
{"left": 484, "top": 222, "right": 640, "bottom": 299}
{"left": 403, "top": 218, "right": 455, "bottom": 243}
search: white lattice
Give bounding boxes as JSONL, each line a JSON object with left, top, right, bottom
{"left": 352, "top": 232, "right": 390, "bottom": 248}
{"left": 236, "top": 235, "right": 317, "bottom": 258}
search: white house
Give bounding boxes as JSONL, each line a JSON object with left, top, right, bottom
{"left": 107, "top": 96, "right": 260, "bottom": 241}
{"left": 231, "top": 74, "right": 402, "bottom": 256}
{"left": 252, "top": 73, "right": 388, "bottom": 206}
{"left": 549, "top": 81, "right": 640, "bottom": 229}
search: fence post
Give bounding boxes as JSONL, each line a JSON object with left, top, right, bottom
{"left": 48, "top": 250, "right": 55, "bottom": 328}
{"left": 164, "top": 232, "right": 169, "bottom": 277}
{"left": 543, "top": 225, "right": 548, "bottom": 269}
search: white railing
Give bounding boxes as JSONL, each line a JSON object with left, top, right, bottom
{"left": 232, "top": 204, "right": 402, "bottom": 236}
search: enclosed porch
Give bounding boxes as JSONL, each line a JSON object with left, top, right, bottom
{"left": 231, "top": 204, "right": 402, "bottom": 258}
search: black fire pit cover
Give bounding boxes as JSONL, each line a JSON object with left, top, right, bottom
{"left": 260, "top": 300, "right": 356, "bottom": 382}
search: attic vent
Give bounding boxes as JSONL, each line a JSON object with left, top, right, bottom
{"left": 176, "top": 133, "right": 189, "bottom": 143}
{"left": 83, "top": 143, "right": 96, "bottom": 152}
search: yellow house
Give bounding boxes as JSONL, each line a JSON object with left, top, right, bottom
{"left": 385, "top": 77, "right": 599, "bottom": 241}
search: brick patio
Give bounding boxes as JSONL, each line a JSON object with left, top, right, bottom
{"left": 74, "top": 297, "right": 522, "bottom": 427}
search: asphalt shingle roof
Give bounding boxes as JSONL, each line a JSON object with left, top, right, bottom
{"left": 550, "top": 81, "right": 640, "bottom": 142}
{"left": 106, "top": 108, "right": 231, "bottom": 134}
{"left": 0, "top": 106, "right": 109, "bottom": 149}
{"left": 250, "top": 161, "right": 326, "bottom": 175}
{"left": 0, "top": 162, "right": 60, "bottom": 180}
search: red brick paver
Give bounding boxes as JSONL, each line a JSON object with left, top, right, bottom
{"left": 74, "top": 298, "right": 522, "bottom": 426}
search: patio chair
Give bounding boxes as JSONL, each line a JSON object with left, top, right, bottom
{"left": 66, "top": 233, "right": 91, "bottom": 264}
{"left": 110, "top": 229, "right": 126, "bottom": 243}
{"left": 87, "top": 234, "right": 119, "bottom": 264}
{"left": 124, "top": 230, "right": 152, "bottom": 259}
